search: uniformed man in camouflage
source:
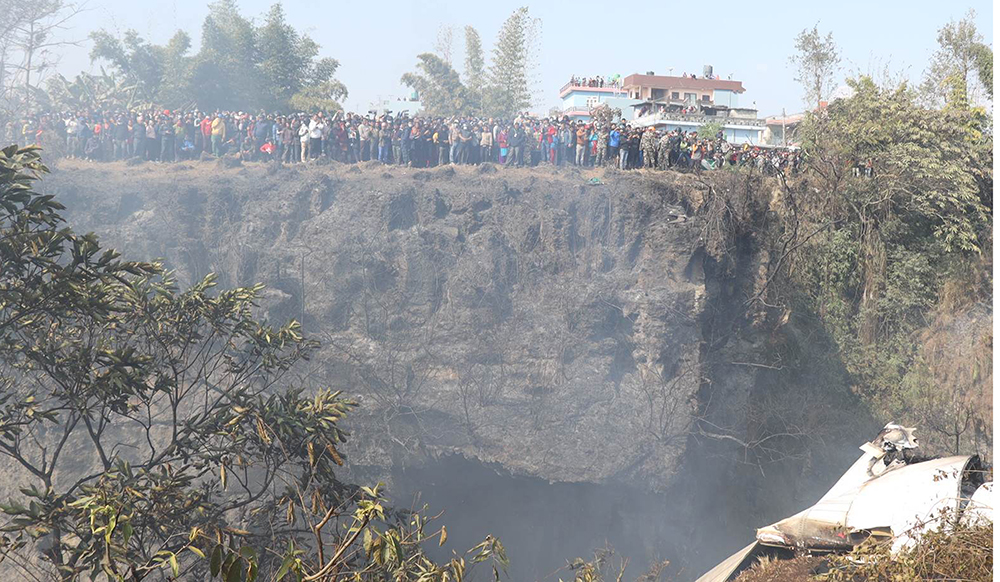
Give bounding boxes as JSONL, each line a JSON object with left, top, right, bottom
{"left": 640, "top": 127, "right": 657, "bottom": 169}
{"left": 656, "top": 130, "right": 672, "bottom": 170}
{"left": 595, "top": 125, "right": 609, "bottom": 166}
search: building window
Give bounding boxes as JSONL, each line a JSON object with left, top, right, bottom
{"left": 684, "top": 93, "right": 695, "bottom": 101}
{"left": 701, "top": 94, "right": 710, "bottom": 101}
{"left": 671, "top": 92, "right": 679, "bottom": 99}
{"left": 586, "top": 96, "right": 600, "bottom": 108}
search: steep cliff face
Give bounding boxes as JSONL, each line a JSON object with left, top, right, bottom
{"left": 46, "top": 160, "right": 715, "bottom": 485}
{"left": 37, "top": 159, "right": 864, "bottom": 578}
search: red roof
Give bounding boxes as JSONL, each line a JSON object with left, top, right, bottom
{"left": 623, "top": 74, "right": 745, "bottom": 94}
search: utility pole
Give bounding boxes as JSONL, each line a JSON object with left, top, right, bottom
{"left": 781, "top": 107, "right": 787, "bottom": 147}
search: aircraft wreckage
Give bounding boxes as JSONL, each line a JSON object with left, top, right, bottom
{"left": 695, "top": 423, "right": 993, "bottom": 582}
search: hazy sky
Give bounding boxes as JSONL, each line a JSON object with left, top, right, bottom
{"left": 50, "top": 0, "right": 993, "bottom": 117}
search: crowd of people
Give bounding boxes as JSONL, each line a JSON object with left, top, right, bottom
{"left": 1, "top": 107, "right": 802, "bottom": 175}
{"left": 567, "top": 75, "right": 622, "bottom": 89}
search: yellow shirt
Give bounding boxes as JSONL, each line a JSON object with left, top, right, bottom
{"left": 211, "top": 118, "right": 226, "bottom": 138}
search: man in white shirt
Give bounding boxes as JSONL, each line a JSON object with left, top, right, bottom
{"left": 65, "top": 114, "right": 79, "bottom": 157}
{"left": 308, "top": 115, "right": 325, "bottom": 159}
{"left": 298, "top": 119, "right": 310, "bottom": 162}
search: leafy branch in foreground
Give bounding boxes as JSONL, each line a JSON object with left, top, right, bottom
{"left": 0, "top": 145, "right": 506, "bottom": 582}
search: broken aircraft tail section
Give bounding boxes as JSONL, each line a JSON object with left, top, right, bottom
{"left": 694, "top": 423, "right": 992, "bottom": 582}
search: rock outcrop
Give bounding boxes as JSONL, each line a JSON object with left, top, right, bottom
{"left": 37, "top": 159, "right": 867, "bottom": 579}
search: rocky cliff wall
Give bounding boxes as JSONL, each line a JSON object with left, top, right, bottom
{"left": 37, "top": 159, "right": 868, "bottom": 579}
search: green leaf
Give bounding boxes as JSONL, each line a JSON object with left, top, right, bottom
{"left": 210, "top": 544, "right": 224, "bottom": 576}
{"left": 275, "top": 557, "right": 292, "bottom": 581}
{"left": 239, "top": 546, "right": 256, "bottom": 561}
{"left": 225, "top": 557, "right": 244, "bottom": 582}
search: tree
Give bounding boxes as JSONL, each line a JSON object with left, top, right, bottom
{"left": 698, "top": 120, "right": 724, "bottom": 140}
{"left": 434, "top": 25, "right": 454, "bottom": 66}
{"left": 789, "top": 23, "right": 841, "bottom": 109}
{"left": 190, "top": 0, "right": 260, "bottom": 110}
{"left": 0, "top": 0, "right": 27, "bottom": 107}
{"left": 0, "top": 146, "right": 509, "bottom": 581}
{"left": 257, "top": 4, "right": 346, "bottom": 112}
{"left": 464, "top": 26, "right": 485, "bottom": 114}
{"left": 483, "top": 7, "right": 539, "bottom": 118}
{"left": 900, "top": 304, "right": 992, "bottom": 455}
{"left": 920, "top": 10, "right": 989, "bottom": 106}
{"left": 287, "top": 78, "right": 347, "bottom": 113}
{"left": 790, "top": 76, "right": 991, "bottom": 448}
{"left": 88, "top": 29, "right": 193, "bottom": 108}
{"left": 402, "top": 53, "right": 474, "bottom": 117}
{"left": 45, "top": 70, "right": 141, "bottom": 112}
{"left": 88, "top": 2, "right": 345, "bottom": 113}
{"left": 5, "top": 0, "right": 84, "bottom": 112}
{"left": 89, "top": 30, "right": 165, "bottom": 103}
{"left": 157, "top": 31, "right": 195, "bottom": 108}
{"left": 972, "top": 42, "right": 992, "bottom": 99}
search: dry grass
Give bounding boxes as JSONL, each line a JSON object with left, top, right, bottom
{"left": 734, "top": 554, "right": 828, "bottom": 582}
{"left": 822, "top": 523, "right": 993, "bottom": 582}
{"left": 732, "top": 521, "right": 993, "bottom": 582}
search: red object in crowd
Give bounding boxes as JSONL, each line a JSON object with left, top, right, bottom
{"left": 260, "top": 143, "right": 275, "bottom": 154}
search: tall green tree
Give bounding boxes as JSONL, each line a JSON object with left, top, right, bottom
{"left": 157, "top": 31, "right": 194, "bottom": 108}
{"left": 483, "top": 6, "right": 538, "bottom": 118}
{"left": 190, "top": 0, "right": 259, "bottom": 110}
{"left": 88, "top": 30, "right": 165, "bottom": 103}
{"left": 257, "top": 3, "right": 346, "bottom": 112}
{"left": 464, "top": 26, "right": 485, "bottom": 114}
{"left": 789, "top": 23, "right": 841, "bottom": 109}
{"left": 972, "top": 42, "right": 992, "bottom": 99}
{"left": 920, "top": 10, "right": 990, "bottom": 106}
{"left": 402, "top": 53, "right": 474, "bottom": 117}
{"left": 88, "top": 29, "right": 193, "bottom": 107}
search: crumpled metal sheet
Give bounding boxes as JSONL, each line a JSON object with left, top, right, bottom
{"left": 692, "top": 423, "right": 992, "bottom": 582}
{"left": 962, "top": 482, "right": 993, "bottom": 526}
{"left": 691, "top": 542, "right": 760, "bottom": 582}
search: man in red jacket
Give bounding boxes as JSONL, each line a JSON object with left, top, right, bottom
{"left": 200, "top": 116, "right": 213, "bottom": 155}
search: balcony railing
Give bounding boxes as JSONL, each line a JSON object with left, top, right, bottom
{"left": 559, "top": 81, "right": 627, "bottom": 96}
{"left": 635, "top": 110, "right": 765, "bottom": 127}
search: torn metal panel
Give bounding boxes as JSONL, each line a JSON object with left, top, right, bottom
{"left": 692, "top": 542, "right": 793, "bottom": 582}
{"left": 962, "top": 482, "right": 993, "bottom": 526}
{"left": 757, "top": 455, "right": 976, "bottom": 552}
{"left": 692, "top": 423, "right": 993, "bottom": 582}
{"left": 692, "top": 542, "right": 760, "bottom": 582}
{"left": 846, "top": 455, "right": 974, "bottom": 552}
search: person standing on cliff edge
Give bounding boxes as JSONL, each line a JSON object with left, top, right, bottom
{"left": 211, "top": 113, "right": 226, "bottom": 157}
